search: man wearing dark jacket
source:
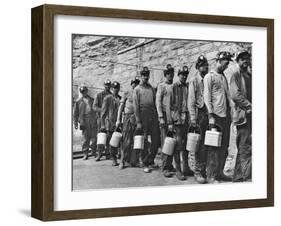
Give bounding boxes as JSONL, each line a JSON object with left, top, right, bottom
{"left": 229, "top": 51, "right": 252, "bottom": 182}
{"left": 74, "top": 86, "right": 97, "bottom": 160}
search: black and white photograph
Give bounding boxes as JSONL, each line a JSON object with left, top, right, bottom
{"left": 72, "top": 35, "right": 252, "bottom": 190}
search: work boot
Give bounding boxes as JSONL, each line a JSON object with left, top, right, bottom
{"left": 119, "top": 161, "right": 125, "bottom": 169}
{"left": 163, "top": 170, "right": 173, "bottom": 178}
{"left": 194, "top": 174, "right": 206, "bottom": 184}
{"left": 143, "top": 167, "right": 151, "bottom": 173}
{"left": 207, "top": 177, "right": 219, "bottom": 184}
{"left": 216, "top": 173, "right": 232, "bottom": 182}
{"left": 176, "top": 171, "right": 186, "bottom": 181}
{"left": 82, "top": 149, "right": 88, "bottom": 160}
{"left": 112, "top": 158, "right": 118, "bottom": 166}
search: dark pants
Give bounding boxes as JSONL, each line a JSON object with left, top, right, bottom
{"left": 121, "top": 113, "right": 138, "bottom": 165}
{"left": 173, "top": 118, "right": 189, "bottom": 174}
{"left": 233, "top": 115, "right": 252, "bottom": 181}
{"left": 206, "top": 114, "right": 231, "bottom": 180}
{"left": 160, "top": 112, "right": 173, "bottom": 172}
{"left": 194, "top": 107, "right": 208, "bottom": 176}
{"left": 81, "top": 115, "right": 97, "bottom": 156}
{"left": 139, "top": 109, "right": 159, "bottom": 167}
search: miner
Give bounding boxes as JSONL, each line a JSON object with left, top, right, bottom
{"left": 116, "top": 77, "right": 140, "bottom": 169}
{"left": 73, "top": 86, "right": 97, "bottom": 160}
{"left": 133, "top": 67, "right": 159, "bottom": 173}
{"left": 229, "top": 51, "right": 252, "bottom": 182}
{"left": 188, "top": 55, "right": 209, "bottom": 184}
{"left": 203, "top": 51, "right": 233, "bottom": 183}
{"left": 100, "top": 81, "right": 122, "bottom": 166}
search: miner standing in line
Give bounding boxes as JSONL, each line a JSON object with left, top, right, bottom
{"left": 167, "top": 66, "right": 192, "bottom": 180}
{"left": 203, "top": 51, "right": 233, "bottom": 183}
{"left": 116, "top": 77, "right": 140, "bottom": 169}
{"left": 100, "top": 81, "right": 122, "bottom": 166}
{"left": 156, "top": 64, "right": 175, "bottom": 177}
{"left": 229, "top": 51, "right": 252, "bottom": 182}
{"left": 188, "top": 55, "right": 209, "bottom": 184}
{"left": 73, "top": 86, "right": 97, "bottom": 160}
{"left": 93, "top": 79, "right": 112, "bottom": 161}
{"left": 133, "top": 67, "right": 159, "bottom": 173}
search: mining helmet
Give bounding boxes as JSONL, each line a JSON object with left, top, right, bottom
{"left": 196, "top": 55, "right": 208, "bottom": 69}
{"left": 164, "top": 64, "right": 174, "bottom": 76}
{"left": 131, "top": 76, "right": 140, "bottom": 85}
{"left": 140, "top": 66, "right": 150, "bottom": 76}
{"left": 104, "top": 79, "right": 111, "bottom": 86}
{"left": 216, "top": 51, "right": 233, "bottom": 61}
{"left": 236, "top": 51, "right": 251, "bottom": 62}
{"left": 178, "top": 66, "right": 189, "bottom": 76}
{"left": 111, "top": 81, "right": 120, "bottom": 89}
{"left": 79, "top": 86, "right": 88, "bottom": 93}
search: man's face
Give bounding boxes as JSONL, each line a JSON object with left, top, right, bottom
{"left": 81, "top": 90, "right": 88, "bottom": 97}
{"left": 104, "top": 85, "right": 111, "bottom": 92}
{"left": 218, "top": 59, "right": 230, "bottom": 72}
{"left": 112, "top": 87, "right": 119, "bottom": 95}
{"left": 198, "top": 63, "right": 209, "bottom": 76}
{"left": 165, "top": 72, "right": 174, "bottom": 83}
{"left": 141, "top": 74, "right": 150, "bottom": 84}
{"left": 179, "top": 73, "right": 187, "bottom": 84}
{"left": 238, "top": 56, "right": 250, "bottom": 71}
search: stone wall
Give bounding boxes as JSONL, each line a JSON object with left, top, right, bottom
{"left": 73, "top": 35, "right": 251, "bottom": 100}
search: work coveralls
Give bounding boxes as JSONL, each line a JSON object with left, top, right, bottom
{"left": 133, "top": 83, "right": 159, "bottom": 167}
{"left": 167, "top": 80, "right": 190, "bottom": 175}
{"left": 188, "top": 73, "right": 208, "bottom": 176}
{"left": 229, "top": 64, "right": 252, "bottom": 182}
{"left": 156, "top": 81, "right": 174, "bottom": 172}
{"left": 93, "top": 89, "right": 111, "bottom": 157}
{"left": 100, "top": 94, "right": 121, "bottom": 162}
{"left": 73, "top": 95, "right": 97, "bottom": 158}
{"left": 203, "top": 70, "right": 232, "bottom": 180}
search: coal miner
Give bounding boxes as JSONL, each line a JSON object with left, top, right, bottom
{"left": 167, "top": 65, "right": 192, "bottom": 181}
{"left": 229, "top": 51, "right": 252, "bottom": 182}
{"left": 100, "top": 81, "right": 122, "bottom": 166}
{"left": 156, "top": 64, "right": 175, "bottom": 177}
{"left": 203, "top": 51, "right": 233, "bottom": 183}
{"left": 188, "top": 55, "right": 209, "bottom": 184}
{"left": 116, "top": 77, "right": 140, "bottom": 169}
{"left": 73, "top": 86, "right": 97, "bottom": 160}
{"left": 133, "top": 67, "right": 159, "bottom": 173}
{"left": 93, "top": 79, "right": 112, "bottom": 161}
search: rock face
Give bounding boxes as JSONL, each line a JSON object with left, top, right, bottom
{"left": 73, "top": 35, "right": 251, "bottom": 100}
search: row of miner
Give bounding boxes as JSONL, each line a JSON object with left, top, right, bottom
{"left": 73, "top": 50, "right": 252, "bottom": 184}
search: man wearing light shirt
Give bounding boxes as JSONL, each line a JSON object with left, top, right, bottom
{"left": 203, "top": 51, "right": 233, "bottom": 183}
{"left": 188, "top": 55, "right": 209, "bottom": 184}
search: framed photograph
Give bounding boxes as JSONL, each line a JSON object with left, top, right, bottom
{"left": 31, "top": 4, "right": 274, "bottom": 221}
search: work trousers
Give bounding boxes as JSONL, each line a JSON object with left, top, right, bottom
{"left": 194, "top": 107, "right": 208, "bottom": 176}
{"left": 81, "top": 115, "right": 97, "bottom": 155}
{"left": 205, "top": 114, "right": 231, "bottom": 180}
{"left": 139, "top": 109, "right": 159, "bottom": 167}
{"left": 233, "top": 114, "right": 252, "bottom": 182}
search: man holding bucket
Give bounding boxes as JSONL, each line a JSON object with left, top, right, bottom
{"left": 188, "top": 55, "right": 209, "bottom": 184}
{"left": 100, "top": 81, "right": 122, "bottom": 166}
{"left": 156, "top": 64, "right": 175, "bottom": 178}
{"left": 167, "top": 66, "right": 191, "bottom": 181}
{"left": 229, "top": 51, "right": 252, "bottom": 182}
{"left": 116, "top": 77, "right": 140, "bottom": 169}
{"left": 73, "top": 86, "right": 97, "bottom": 160}
{"left": 133, "top": 67, "right": 159, "bottom": 173}
{"left": 93, "top": 79, "right": 112, "bottom": 161}
{"left": 203, "top": 51, "right": 233, "bottom": 183}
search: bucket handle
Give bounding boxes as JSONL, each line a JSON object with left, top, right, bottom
{"left": 188, "top": 124, "right": 201, "bottom": 135}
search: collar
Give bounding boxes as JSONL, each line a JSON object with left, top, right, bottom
{"left": 176, "top": 80, "right": 187, "bottom": 87}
